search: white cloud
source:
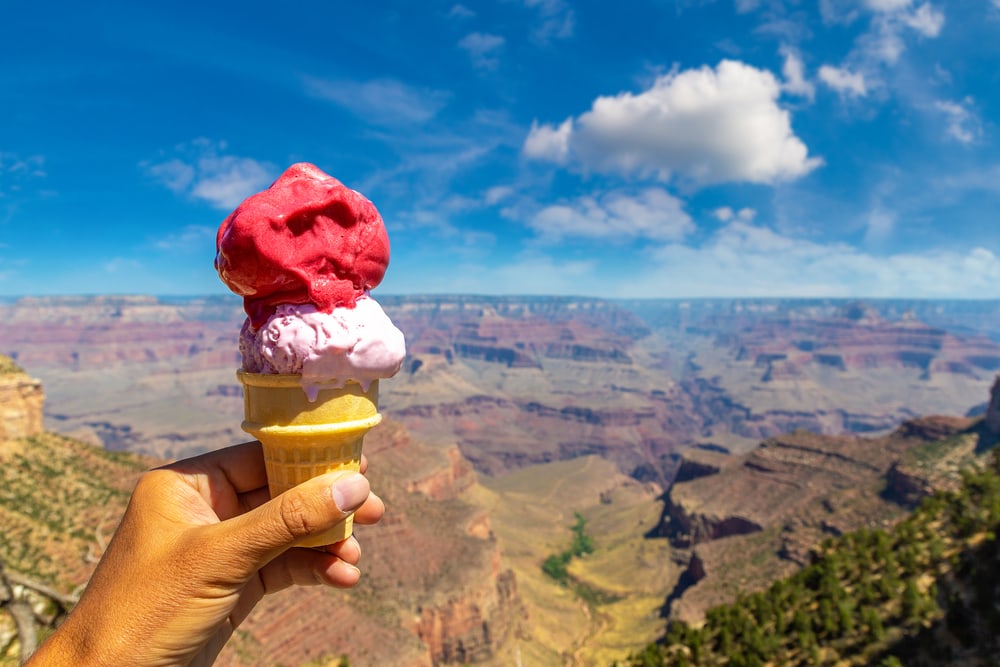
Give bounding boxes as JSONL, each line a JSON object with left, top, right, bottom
{"left": 141, "top": 139, "right": 276, "bottom": 210}
{"left": 861, "top": 23, "right": 907, "bottom": 65}
{"left": 523, "top": 60, "right": 822, "bottom": 186}
{"left": 934, "top": 98, "right": 980, "bottom": 144}
{"left": 301, "top": 76, "right": 449, "bottom": 126}
{"left": 392, "top": 218, "right": 1000, "bottom": 299}
{"left": 458, "top": 32, "right": 505, "bottom": 70}
{"left": 524, "top": 0, "right": 574, "bottom": 42}
{"left": 522, "top": 118, "right": 572, "bottom": 164}
{"left": 714, "top": 206, "right": 735, "bottom": 222}
{"left": 191, "top": 156, "right": 275, "bottom": 209}
{"left": 484, "top": 185, "right": 514, "bottom": 205}
{"left": 856, "top": 1, "right": 944, "bottom": 67}
{"left": 781, "top": 47, "right": 815, "bottom": 100}
{"left": 818, "top": 65, "right": 867, "bottom": 97}
{"left": 864, "top": 207, "right": 896, "bottom": 244}
{"left": 151, "top": 225, "right": 217, "bottom": 252}
{"left": 902, "top": 3, "right": 944, "bottom": 36}
{"left": 448, "top": 4, "right": 475, "bottom": 19}
{"left": 527, "top": 188, "right": 694, "bottom": 242}
{"left": 713, "top": 206, "right": 756, "bottom": 222}
{"left": 864, "top": 0, "right": 912, "bottom": 11}
{"left": 638, "top": 222, "right": 1000, "bottom": 298}
{"left": 820, "top": 0, "right": 861, "bottom": 25}
{"left": 145, "top": 159, "right": 194, "bottom": 193}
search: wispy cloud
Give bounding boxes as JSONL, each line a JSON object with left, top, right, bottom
{"left": 934, "top": 98, "right": 980, "bottom": 145}
{"left": 523, "top": 60, "right": 822, "bottom": 186}
{"left": 151, "top": 225, "right": 217, "bottom": 252}
{"left": 818, "top": 64, "right": 867, "bottom": 97}
{"left": 713, "top": 206, "right": 756, "bottom": 222}
{"left": 639, "top": 222, "right": 1000, "bottom": 298}
{"left": 863, "top": 207, "right": 897, "bottom": 245}
{"left": 140, "top": 139, "right": 276, "bottom": 210}
{"left": 901, "top": 3, "right": 945, "bottom": 37}
{"left": 458, "top": 32, "right": 505, "bottom": 70}
{"left": 0, "top": 152, "right": 46, "bottom": 195}
{"left": 863, "top": 0, "right": 912, "bottom": 12}
{"left": 301, "top": 76, "right": 450, "bottom": 126}
{"left": 849, "top": 1, "right": 945, "bottom": 68}
{"left": 780, "top": 47, "right": 815, "bottom": 100}
{"left": 363, "top": 133, "right": 503, "bottom": 237}
{"left": 524, "top": 0, "right": 574, "bottom": 42}
{"left": 448, "top": 4, "right": 475, "bottom": 19}
{"left": 522, "top": 188, "right": 695, "bottom": 242}
{"left": 102, "top": 257, "right": 144, "bottom": 275}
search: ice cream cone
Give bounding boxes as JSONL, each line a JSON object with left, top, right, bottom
{"left": 238, "top": 371, "right": 381, "bottom": 547}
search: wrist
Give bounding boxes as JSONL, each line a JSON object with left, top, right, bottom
{"left": 28, "top": 607, "right": 124, "bottom": 667}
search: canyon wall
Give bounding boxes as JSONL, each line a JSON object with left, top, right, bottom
{"left": 654, "top": 375, "right": 1000, "bottom": 624}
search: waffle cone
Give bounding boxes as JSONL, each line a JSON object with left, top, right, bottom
{"left": 238, "top": 371, "right": 381, "bottom": 547}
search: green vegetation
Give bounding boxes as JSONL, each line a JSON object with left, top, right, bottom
{"left": 0, "top": 433, "right": 148, "bottom": 585}
{"left": 540, "top": 511, "right": 620, "bottom": 607}
{"left": 0, "top": 354, "right": 24, "bottom": 375}
{"left": 620, "top": 449, "right": 1000, "bottom": 666}
{"left": 542, "top": 512, "right": 594, "bottom": 584}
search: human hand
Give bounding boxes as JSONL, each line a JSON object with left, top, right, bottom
{"left": 28, "top": 440, "right": 384, "bottom": 667}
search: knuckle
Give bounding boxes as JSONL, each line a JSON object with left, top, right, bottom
{"left": 277, "top": 492, "right": 317, "bottom": 539}
{"left": 130, "top": 469, "right": 171, "bottom": 506}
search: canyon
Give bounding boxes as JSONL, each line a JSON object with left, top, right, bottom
{"left": 2, "top": 294, "right": 1000, "bottom": 665}
{"left": 4, "top": 295, "right": 998, "bottom": 478}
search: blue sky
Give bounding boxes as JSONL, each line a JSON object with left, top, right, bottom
{"left": 2, "top": 1, "right": 1000, "bottom": 299}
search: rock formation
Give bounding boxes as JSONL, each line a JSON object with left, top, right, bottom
{"left": 0, "top": 356, "right": 44, "bottom": 442}
{"left": 654, "top": 383, "right": 996, "bottom": 624}
{"left": 414, "top": 556, "right": 521, "bottom": 665}
{"left": 986, "top": 373, "right": 1000, "bottom": 434}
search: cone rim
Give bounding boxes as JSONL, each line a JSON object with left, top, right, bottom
{"left": 237, "top": 369, "right": 376, "bottom": 391}
{"left": 242, "top": 413, "right": 382, "bottom": 436}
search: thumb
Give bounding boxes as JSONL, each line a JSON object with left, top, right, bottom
{"left": 217, "top": 471, "right": 370, "bottom": 570}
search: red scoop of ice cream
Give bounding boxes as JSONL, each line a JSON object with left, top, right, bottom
{"left": 215, "top": 163, "right": 390, "bottom": 329}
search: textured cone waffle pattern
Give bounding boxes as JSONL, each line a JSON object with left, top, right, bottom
{"left": 238, "top": 371, "right": 380, "bottom": 547}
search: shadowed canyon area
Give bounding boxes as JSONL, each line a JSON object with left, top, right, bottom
{"left": 2, "top": 295, "right": 1000, "bottom": 665}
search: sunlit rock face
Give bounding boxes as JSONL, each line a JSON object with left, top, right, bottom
{"left": 0, "top": 358, "right": 44, "bottom": 442}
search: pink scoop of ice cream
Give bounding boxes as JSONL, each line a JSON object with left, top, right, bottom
{"left": 240, "top": 297, "right": 405, "bottom": 399}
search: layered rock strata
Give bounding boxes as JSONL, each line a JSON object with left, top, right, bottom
{"left": 654, "top": 405, "right": 989, "bottom": 623}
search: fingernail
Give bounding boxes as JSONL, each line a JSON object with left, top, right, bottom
{"left": 332, "top": 474, "right": 368, "bottom": 512}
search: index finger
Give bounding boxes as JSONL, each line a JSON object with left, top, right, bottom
{"left": 162, "top": 440, "right": 267, "bottom": 494}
